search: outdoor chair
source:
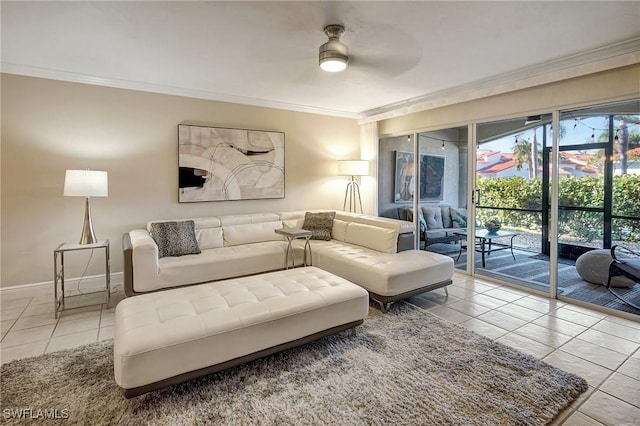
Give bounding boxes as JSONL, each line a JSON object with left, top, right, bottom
{"left": 607, "top": 245, "right": 640, "bottom": 310}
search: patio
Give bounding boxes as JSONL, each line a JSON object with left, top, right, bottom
{"left": 428, "top": 240, "right": 640, "bottom": 316}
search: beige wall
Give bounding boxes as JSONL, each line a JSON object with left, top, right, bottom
{"left": 1, "top": 74, "right": 361, "bottom": 287}
{"left": 3, "top": 65, "right": 638, "bottom": 287}
{"left": 378, "top": 65, "right": 640, "bottom": 136}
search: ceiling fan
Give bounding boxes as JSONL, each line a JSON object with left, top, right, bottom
{"left": 315, "top": 23, "right": 421, "bottom": 78}
{"left": 319, "top": 25, "right": 349, "bottom": 72}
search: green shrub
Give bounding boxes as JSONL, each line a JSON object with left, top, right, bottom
{"left": 475, "top": 175, "right": 640, "bottom": 242}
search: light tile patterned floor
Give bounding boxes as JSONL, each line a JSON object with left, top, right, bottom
{"left": 1, "top": 272, "right": 638, "bottom": 424}
{"left": 407, "top": 273, "right": 639, "bottom": 425}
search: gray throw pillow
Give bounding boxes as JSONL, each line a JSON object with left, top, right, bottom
{"left": 150, "top": 220, "right": 201, "bottom": 258}
{"left": 302, "top": 211, "right": 336, "bottom": 241}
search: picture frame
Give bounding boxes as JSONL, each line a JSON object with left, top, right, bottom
{"left": 394, "top": 151, "right": 445, "bottom": 202}
{"left": 178, "top": 124, "right": 285, "bottom": 202}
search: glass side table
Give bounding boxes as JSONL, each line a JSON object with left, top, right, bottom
{"left": 274, "top": 228, "right": 312, "bottom": 269}
{"left": 53, "top": 240, "right": 110, "bottom": 318}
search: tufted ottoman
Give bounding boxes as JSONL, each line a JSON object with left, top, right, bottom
{"left": 114, "top": 267, "right": 369, "bottom": 397}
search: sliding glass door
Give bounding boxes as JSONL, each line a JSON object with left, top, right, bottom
{"left": 377, "top": 98, "right": 639, "bottom": 317}
{"left": 556, "top": 100, "right": 640, "bottom": 314}
{"left": 418, "top": 127, "right": 469, "bottom": 267}
{"left": 377, "top": 127, "right": 468, "bottom": 258}
{"left": 473, "top": 116, "right": 550, "bottom": 291}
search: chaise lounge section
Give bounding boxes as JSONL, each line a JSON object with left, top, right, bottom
{"left": 280, "top": 211, "right": 454, "bottom": 311}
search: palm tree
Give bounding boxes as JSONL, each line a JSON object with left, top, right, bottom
{"left": 595, "top": 115, "right": 640, "bottom": 175}
{"left": 616, "top": 115, "right": 640, "bottom": 174}
{"left": 513, "top": 136, "right": 532, "bottom": 177}
{"left": 513, "top": 136, "right": 543, "bottom": 179}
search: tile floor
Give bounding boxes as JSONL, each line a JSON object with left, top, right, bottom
{"left": 1, "top": 272, "right": 639, "bottom": 425}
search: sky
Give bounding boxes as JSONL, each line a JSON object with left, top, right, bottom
{"left": 480, "top": 116, "right": 638, "bottom": 154}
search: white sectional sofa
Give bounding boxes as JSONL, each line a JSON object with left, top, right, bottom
{"left": 124, "top": 213, "right": 290, "bottom": 294}
{"left": 122, "top": 210, "right": 454, "bottom": 310}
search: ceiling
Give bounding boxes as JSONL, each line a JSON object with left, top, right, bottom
{"left": 2, "top": 1, "right": 639, "bottom": 119}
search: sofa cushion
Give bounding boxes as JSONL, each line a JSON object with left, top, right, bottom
{"left": 334, "top": 211, "right": 361, "bottom": 222}
{"left": 146, "top": 242, "right": 291, "bottom": 293}
{"left": 283, "top": 218, "right": 304, "bottom": 229}
{"left": 310, "top": 242, "right": 453, "bottom": 297}
{"left": 218, "top": 213, "right": 281, "bottom": 226}
{"left": 345, "top": 222, "right": 398, "bottom": 254}
{"left": 451, "top": 208, "right": 468, "bottom": 228}
{"left": 332, "top": 219, "right": 349, "bottom": 242}
{"left": 223, "top": 221, "right": 283, "bottom": 247}
{"left": 192, "top": 217, "right": 223, "bottom": 229}
{"left": 422, "top": 207, "right": 444, "bottom": 230}
{"left": 195, "top": 228, "right": 224, "bottom": 250}
{"left": 277, "top": 211, "right": 307, "bottom": 221}
{"left": 302, "top": 211, "right": 336, "bottom": 241}
{"left": 150, "top": 221, "right": 201, "bottom": 258}
{"left": 440, "top": 206, "right": 453, "bottom": 229}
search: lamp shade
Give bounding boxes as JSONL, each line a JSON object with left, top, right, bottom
{"left": 337, "top": 160, "right": 368, "bottom": 176}
{"left": 64, "top": 170, "right": 108, "bottom": 197}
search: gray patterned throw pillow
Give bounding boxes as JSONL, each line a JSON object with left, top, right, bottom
{"left": 302, "top": 211, "right": 336, "bottom": 241}
{"left": 150, "top": 220, "right": 201, "bottom": 258}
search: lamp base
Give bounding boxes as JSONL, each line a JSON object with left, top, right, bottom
{"left": 343, "top": 178, "right": 363, "bottom": 213}
{"left": 79, "top": 197, "right": 97, "bottom": 245}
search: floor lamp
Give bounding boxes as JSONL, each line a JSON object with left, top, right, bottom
{"left": 64, "top": 169, "right": 109, "bottom": 244}
{"left": 337, "top": 160, "right": 368, "bottom": 213}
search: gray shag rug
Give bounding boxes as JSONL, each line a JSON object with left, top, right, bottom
{"left": 1, "top": 302, "right": 587, "bottom": 425}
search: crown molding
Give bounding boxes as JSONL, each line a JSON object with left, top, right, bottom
{"left": 3, "top": 37, "right": 638, "bottom": 124}
{"left": 0, "top": 63, "right": 362, "bottom": 120}
{"left": 358, "top": 37, "right": 640, "bottom": 125}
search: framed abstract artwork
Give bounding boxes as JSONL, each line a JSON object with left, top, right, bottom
{"left": 394, "top": 151, "right": 445, "bottom": 202}
{"left": 178, "top": 124, "right": 285, "bottom": 202}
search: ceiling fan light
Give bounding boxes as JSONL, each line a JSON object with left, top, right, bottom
{"left": 320, "top": 56, "right": 348, "bottom": 72}
{"left": 319, "top": 25, "right": 349, "bottom": 72}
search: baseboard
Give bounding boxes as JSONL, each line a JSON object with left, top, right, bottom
{"left": 0, "top": 272, "right": 124, "bottom": 293}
